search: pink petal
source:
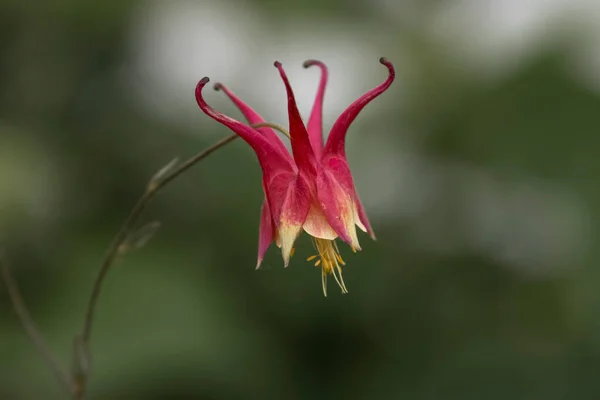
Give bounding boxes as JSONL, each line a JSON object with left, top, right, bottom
{"left": 195, "top": 77, "right": 294, "bottom": 179}
{"left": 353, "top": 190, "right": 375, "bottom": 239}
{"left": 324, "top": 58, "right": 395, "bottom": 157}
{"left": 303, "top": 60, "right": 328, "bottom": 158}
{"left": 256, "top": 196, "right": 276, "bottom": 269}
{"left": 274, "top": 62, "right": 317, "bottom": 175}
{"left": 265, "top": 171, "right": 312, "bottom": 266}
{"left": 324, "top": 156, "right": 375, "bottom": 239}
{"left": 213, "top": 82, "right": 291, "bottom": 161}
{"left": 198, "top": 77, "right": 310, "bottom": 267}
{"left": 315, "top": 165, "right": 361, "bottom": 251}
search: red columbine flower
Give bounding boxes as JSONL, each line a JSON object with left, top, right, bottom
{"left": 195, "top": 57, "right": 395, "bottom": 296}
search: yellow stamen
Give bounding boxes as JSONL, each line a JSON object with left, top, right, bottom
{"left": 333, "top": 241, "right": 341, "bottom": 253}
{"left": 307, "top": 237, "right": 349, "bottom": 296}
{"left": 250, "top": 122, "right": 291, "bottom": 139}
{"left": 290, "top": 247, "right": 295, "bottom": 257}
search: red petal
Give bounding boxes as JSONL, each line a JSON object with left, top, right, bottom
{"left": 324, "top": 58, "right": 395, "bottom": 157}
{"left": 324, "top": 156, "right": 375, "bottom": 239}
{"left": 256, "top": 196, "right": 276, "bottom": 269}
{"left": 195, "top": 77, "right": 294, "bottom": 179}
{"left": 266, "top": 171, "right": 311, "bottom": 266}
{"left": 213, "top": 82, "right": 292, "bottom": 161}
{"left": 315, "top": 165, "right": 361, "bottom": 251}
{"left": 353, "top": 190, "right": 375, "bottom": 239}
{"left": 274, "top": 62, "right": 317, "bottom": 175}
{"left": 303, "top": 60, "right": 328, "bottom": 158}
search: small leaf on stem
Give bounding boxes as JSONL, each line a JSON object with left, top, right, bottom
{"left": 118, "top": 221, "right": 161, "bottom": 255}
{"left": 149, "top": 158, "right": 179, "bottom": 189}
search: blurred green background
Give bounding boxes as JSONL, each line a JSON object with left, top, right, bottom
{"left": 2, "top": 0, "right": 600, "bottom": 399}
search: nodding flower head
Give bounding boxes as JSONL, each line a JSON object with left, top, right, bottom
{"left": 195, "top": 57, "right": 395, "bottom": 296}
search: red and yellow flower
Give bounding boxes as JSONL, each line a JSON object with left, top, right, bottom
{"left": 195, "top": 57, "right": 395, "bottom": 295}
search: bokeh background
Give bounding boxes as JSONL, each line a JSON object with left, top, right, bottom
{"left": 2, "top": 0, "right": 600, "bottom": 398}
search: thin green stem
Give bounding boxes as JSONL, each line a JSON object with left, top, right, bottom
{"left": 0, "top": 253, "right": 74, "bottom": 395}
{"left": 250, "top": 122, "right": 291, "bottom": 139}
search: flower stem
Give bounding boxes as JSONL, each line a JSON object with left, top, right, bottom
{"left": 1, "top": 133, "right": 238, "bottom": 400}
{"left": 250, "top": 122, "right": 291, "bottom": 139}
{"left": 0, "top": 252, "right": 74, "bottom": 395}
{"left": 75, "top": 133, "right": 238, "bottom": 398}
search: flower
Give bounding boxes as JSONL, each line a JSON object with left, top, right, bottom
{"left": 195, "top": 57, "right": 395, "bottom": 296}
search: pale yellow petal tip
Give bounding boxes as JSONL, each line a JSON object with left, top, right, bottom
{"left": 255, "top": 259, "right": 262, "bottom": 270}
{"left": 348, "top": 231, "right": 362, "bottom": 253}
{"left": 282, "top": 248, "right": 294, "bottom": 268}
{"left": 278, "top": 223, "right": 302, "bottom": 268}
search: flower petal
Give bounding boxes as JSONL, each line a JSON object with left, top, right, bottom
{"left": 256, "top": 196, "right": 276, "bottom": 269}
{"left": 266, "top": 171, "right": 311, "bottom": 266}
{"left": 274, "top": 62, "right": 317, "bottom": 175}
{"left": 315, "top": 166, "right": 361, "bottom": 251}
{"left": 213, "top": 82, "right": 291, "bottom": 161}
{"left": 303, "top": 202, "right": 338, "bottom": 240}
{"left": 324, "top": 58, "right": 395, "bottom": 157}
{"left": 303, "top": 60, "right": 328, "bottom": 158}
{"left": 353, "top": 191, "right": 375, "bottom": 239}
{"left": 324, "top": 155, "right": 375, "bottom": 239}
{"left": 195, "top": 77, "right": 294, "bottom": 178}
